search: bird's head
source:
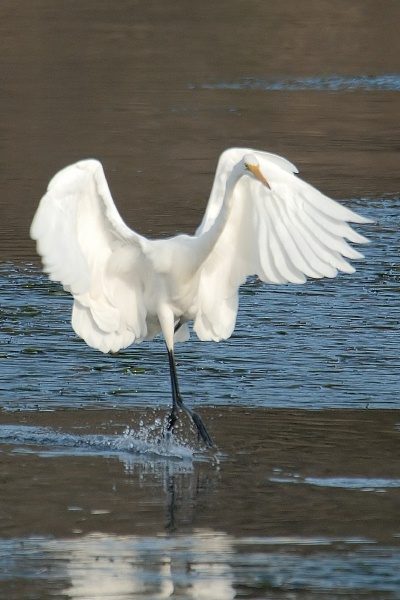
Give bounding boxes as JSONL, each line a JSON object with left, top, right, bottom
{"left": 242, "top": 154, "right": 271, "bottom": 189}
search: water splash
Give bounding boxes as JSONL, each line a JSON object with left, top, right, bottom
{"left": 115, "top": 421, "right": 196, "bottom": 460}
{"left": 0, "top": 423, "right": 196, "bottom": 463}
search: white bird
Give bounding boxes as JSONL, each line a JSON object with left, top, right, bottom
{"left": 30, "top": 148, "right": 371, "bottom": 446}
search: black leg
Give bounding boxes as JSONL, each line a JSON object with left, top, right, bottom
{"left": 166, "top": 347, "right": 213, "bottom": 447}
{"left": 166, "top": 348, "right": 181, "bottom": 431}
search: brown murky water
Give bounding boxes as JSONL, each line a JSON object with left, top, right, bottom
{"left": 1, "top": 2, "right": 400, "bottom": 598}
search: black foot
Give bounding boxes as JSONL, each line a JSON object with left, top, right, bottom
{"left": 166, "top": 403, "right": 213, "bottom": 447}
{"left": 191, "top": 411, "right": 214, "bottom": 447}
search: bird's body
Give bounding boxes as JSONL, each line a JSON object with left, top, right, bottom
{"left": 30, "top": 148, "right": 371, "bottom": 446}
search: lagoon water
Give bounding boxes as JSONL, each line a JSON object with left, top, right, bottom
{"left": 1, "top": 2, "right": 400, "bottom": 598}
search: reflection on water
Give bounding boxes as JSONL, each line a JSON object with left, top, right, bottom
{"left": 54, "top": 531, "right": 236, "bottom": 600}
{"left": 2, "top": 532, "right": 400, "bottom": 599}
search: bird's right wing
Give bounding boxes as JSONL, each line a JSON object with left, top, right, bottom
{"left": 30, "top": 160, "right": 150, "bottom": 352}
{"left": 196, "top": 147, "right": 299, "bottom": 236}
{"left": 193, "top": 148, "right": 371, "bottom": 342}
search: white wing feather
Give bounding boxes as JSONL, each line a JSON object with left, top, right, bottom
{"left": 31, "top": 150, "right": 371, "bottom": 351}
{"left": 30, "top": 159, "right": 149, "bottom": 353}
{"left": 194, "top": 148, "right": 371, "bottom": 341}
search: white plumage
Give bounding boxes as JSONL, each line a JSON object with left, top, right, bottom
{"left": 30, "top": 147, "right": 371, "bottom": 446}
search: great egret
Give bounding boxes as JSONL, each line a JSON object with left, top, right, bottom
{"left": 30, "top": 148, "right": 370, "bottom": 446}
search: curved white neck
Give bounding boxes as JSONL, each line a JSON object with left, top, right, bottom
{"left": 192, "top": 164, "right": 243, "bottom": 269}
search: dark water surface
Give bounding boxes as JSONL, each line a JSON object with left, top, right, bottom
{"left": 1, "top": 2, "right": 400, "bottom": 598}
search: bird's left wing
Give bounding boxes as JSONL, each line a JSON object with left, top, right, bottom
{"left": 30, "top": 160, "right": 150, "bottom": 352}
{"left": 193, "top": 148, "right": 371, "bottom": 341}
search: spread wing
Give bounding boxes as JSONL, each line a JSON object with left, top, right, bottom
{"left": 30, "top": 159, "right": 150, "bottom": 352}
{"left": 193, "top": 147, "right": 372, "bottom": 341}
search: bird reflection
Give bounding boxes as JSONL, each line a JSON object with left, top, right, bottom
{"left": 164, "top": 464, "right": 216, "bottom": 532}
{"left": 45, "top": 530, "right": 236, "bottom": 599}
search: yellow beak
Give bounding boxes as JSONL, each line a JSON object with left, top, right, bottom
{"left": 247, "top": 164, "right": 271, "bottom": 189}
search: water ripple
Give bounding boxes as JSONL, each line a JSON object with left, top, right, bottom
{"left": 1, "top": 196, "right": 399, "bottom": 411}
{"left": 269, "top": 473, "right": 400, "bottom": 492}
{"left": 190, "top": 74, "right": 400, "bottom": 92}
